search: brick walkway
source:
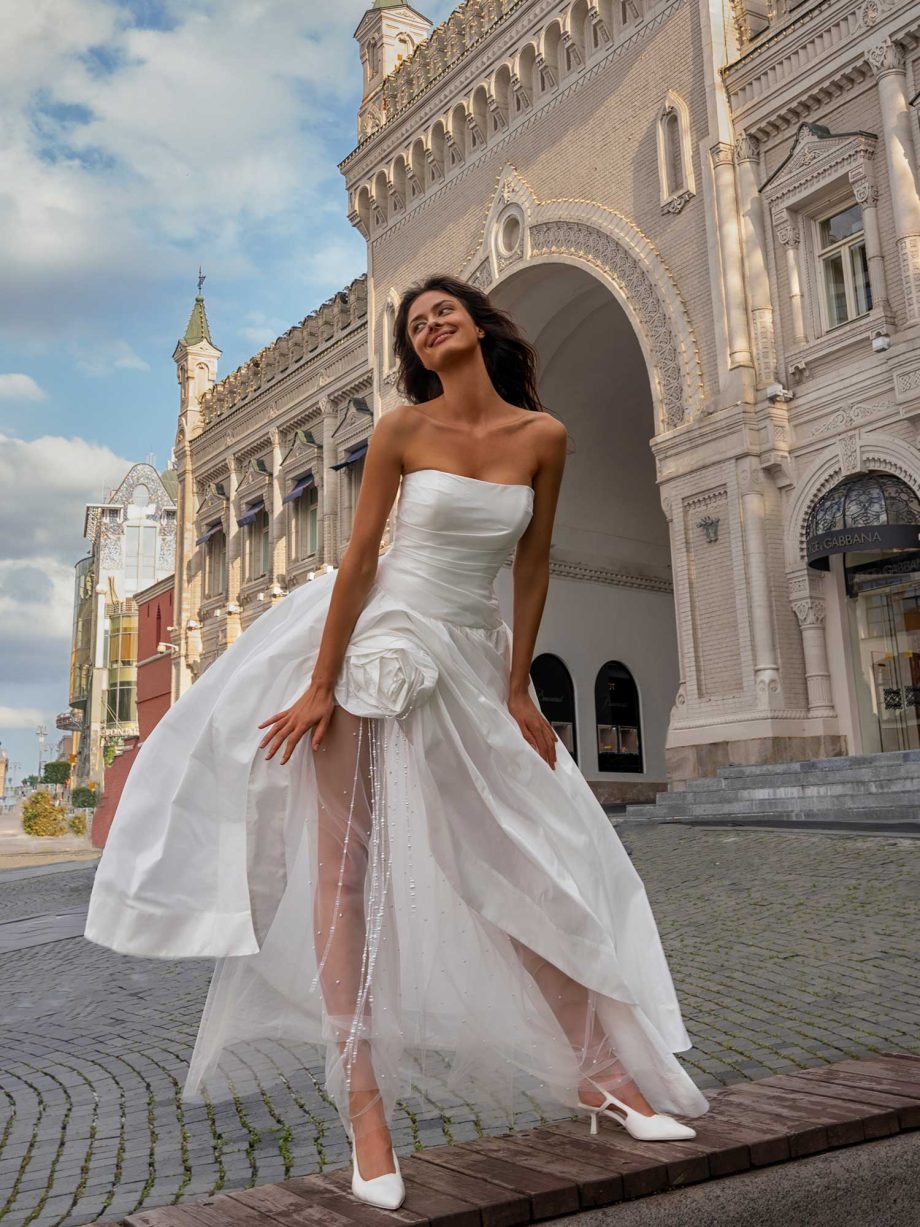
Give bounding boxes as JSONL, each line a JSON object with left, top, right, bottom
{"left": 0, "top": 825, "right": 917, "bottom": 1227}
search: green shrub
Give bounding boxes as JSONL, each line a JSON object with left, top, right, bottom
{"left": 21, "top": 790, "right": 69, "bottom": 837}
{"left": 42, "top": 760, "right": 71, "bottom": 788}
{"left": 71, "top": 787, "right": 98, "bottom": 810}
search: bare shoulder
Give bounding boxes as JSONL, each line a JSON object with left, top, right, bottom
{"left": 531, "top": 410, "right": 568, "bottom": 457}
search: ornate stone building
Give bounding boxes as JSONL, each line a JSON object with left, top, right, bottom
{"left": 171, "top": 0, "right": 920, "bottom": 798}
{"left": 68, "top": 464, "right": 177, "bottom": 787}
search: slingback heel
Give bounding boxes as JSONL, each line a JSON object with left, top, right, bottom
{"left": 577, "top": 1079, "right": 697, "bottom": 1141}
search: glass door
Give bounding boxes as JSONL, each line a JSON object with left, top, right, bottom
{"left": 850, "top": 567, "right": 920, "bottom": 752}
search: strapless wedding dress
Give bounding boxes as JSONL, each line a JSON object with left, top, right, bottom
{"left": 85, "top": 468, "right": 708, "bottom": 1127}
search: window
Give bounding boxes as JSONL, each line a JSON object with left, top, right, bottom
{"left": 366, "top": 38, "right": 379, "bottom": 77}
{"left": 104, "top": 680, "right": 136, "bottom": 725}
{"left": 294, "top": 484, "right": 319, "bottom": 560}
{"left": 106, "top": 614, "right": 138, "bottom": 667}
{"left": 594, "top": 661, "right": 643, "bottom": 772}
{"left": 531, "top": 654, "right": 578, "bottom": 763}
{"left": 124, "top": 523, "right": 158, "bottom": 593}
{"left": 665, "top": 111, "right": 682, "bottom": 195}
{"left": 247, "top": 507, "right": 270, "bottom": 580}
{"left": 205, "top": 528, "right": 227, "bottom": 597}
{"left": 816, "top": 202, "right": 872, "bottom": 329}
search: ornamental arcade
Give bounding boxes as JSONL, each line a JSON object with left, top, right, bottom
{"left": 170, "top": 0, "right": 920, "bottom": 798}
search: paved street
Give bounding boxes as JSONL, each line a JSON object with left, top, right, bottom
{"left": 0, "top": 823, "right": 917, "bottom": 1227}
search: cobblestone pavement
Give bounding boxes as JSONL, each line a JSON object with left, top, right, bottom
{"left": 0, "top": 825, "right": 917, "bottom": 1226}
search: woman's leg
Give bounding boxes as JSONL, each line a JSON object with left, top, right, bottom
{"left": 511, "top": 939, "right": 656, "bottom": 1114}
{"left": 313, "top": 706, "right": 396, "bottom": 1178}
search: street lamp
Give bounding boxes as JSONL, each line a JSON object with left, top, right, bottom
{"left": 36, "top": 723, "right": 47, "bottom": 780}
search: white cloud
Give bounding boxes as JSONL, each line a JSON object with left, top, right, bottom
{"left": 0, "top": 432, "right": 133, "bottom": 563}
{"left": 0, "top": 374, "right": 46, "bottom": 401}
{"left": 0, "top": 706, "right": 45, "bottom": 730}
{"left": 0, "top": 1, "right": 373, "bottom": 338}
{"left": 73, "top": 340, "right": 151, "bottom": 376}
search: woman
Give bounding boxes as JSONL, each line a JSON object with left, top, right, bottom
{"left": 85, "top": 274, "right": 708, "bottom": 1212}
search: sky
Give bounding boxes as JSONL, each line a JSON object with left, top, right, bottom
{"left": 0, "top": 0, "right": 456, "bottom": 782}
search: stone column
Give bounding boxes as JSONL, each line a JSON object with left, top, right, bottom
{"left": 867, "top": 37, "right": 920, "bottom": 323}
{"left": 320, "top": 398, "right": 338, "bottom": 565}
{"left": 848, "top": 165, "right": 890, "bottom": 314}
{"left": 710, "top": 141, "right": 756, "bottom": 381}
{"left": 662, "top": 493, "right": 689, "bottom": 718}
{"left": 225, "top": 458, "right": 243, "bottom": 646}
{"left": 269, "top": 427, "right": 284, "bottom": 581}
{"left": 170, "top": 436, "right": 197, "bottom": 700}
{"left": 774, "top": 209, "right": 808, "bottom": 346}
{"left": 735, "top": 131, "right": 778, "bottom": 387}
{"left": 738, "top": 459, "right": 782, "bottom": 707}
{"left": 791, "top": 596, "right": 835, "bottom": 717}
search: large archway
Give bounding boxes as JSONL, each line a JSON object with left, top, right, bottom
{"left": 490, "top": 261, "right": 678, "bottom": 797}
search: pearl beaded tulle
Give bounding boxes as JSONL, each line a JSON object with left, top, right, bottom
{"left": 85, "top": 468, "right": 709, "bottom": 1136}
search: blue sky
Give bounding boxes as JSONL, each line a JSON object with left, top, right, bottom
{"left": 0, "top": 0, "right": 455, "bottom": 781}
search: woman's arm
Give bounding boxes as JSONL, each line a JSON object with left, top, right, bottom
{"left": 259, "top": 409, "right": 409, "bottom": 763}
{"left": 508, "top": 415, "right": 568, "bottom": 769}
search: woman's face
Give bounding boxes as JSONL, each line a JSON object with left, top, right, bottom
{"left": 406, "top": 290, "right": 481, "bottom": 371}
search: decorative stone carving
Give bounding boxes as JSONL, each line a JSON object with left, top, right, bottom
{"left": 866, "top": 36, "right": 904, "bottom": 77}
{"left": 697, "top": 514, "right": 720, "bottom": 543}
{"left": 529, "top": 220, "right": 687, "bottom": 428}
{"left": 809, "top": 399, "right": 891, "bottom": 438}
{"left": 839, "top": 432, "right": 860, "bottom": 474}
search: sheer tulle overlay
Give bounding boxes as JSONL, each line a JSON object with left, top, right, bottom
{"left": 85, "top": 468, "right": 709, "bottom": 1134}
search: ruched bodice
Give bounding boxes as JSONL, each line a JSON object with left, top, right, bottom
{"left": 374, "top": 468, "right": 535, "bottom": 629}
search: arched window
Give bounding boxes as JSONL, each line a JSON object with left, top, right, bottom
{"left": 665, "top": 110, "right": 682, "bottom": 194}
{"left": 366, "top": 38, "right": 380, "bottom": 78}
{"left": 594, "top": 661, "right": 643, "bottom": 772}
{"left": 657, "top": 92, "right": 695, "bottom": 212}
{"left": 530, "top": 653, "right": 578, "bottom": 762}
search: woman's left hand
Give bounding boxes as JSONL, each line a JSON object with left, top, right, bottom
{"left": 508, "top": 690, "right": 557, "bottom": 770}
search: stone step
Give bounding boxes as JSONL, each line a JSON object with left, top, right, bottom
{"left": 685, "top": 763, "right": 920, "bottom": 792}
{"left": 717, "top": 749, "right": 920, "bottom": 779}
{"left": 658, "top": 779, "right": 920, "bottom": 805}
{"left": 628, "top": 798, "right": 920, "bottom": 821}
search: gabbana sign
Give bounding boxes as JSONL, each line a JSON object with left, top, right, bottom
{"left": 807, "top": 523, "right": 920, "bottom": 569}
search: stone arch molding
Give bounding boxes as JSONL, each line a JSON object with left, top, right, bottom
{"left": 785, "top": 432, "right": 920, "bottom": 568}
{"left": 459, "top": 166, "right": 703, "bottom": 431}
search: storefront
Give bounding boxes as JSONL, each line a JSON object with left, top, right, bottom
{"left": 807, "top": 473, "right": 920, "bottom": 754}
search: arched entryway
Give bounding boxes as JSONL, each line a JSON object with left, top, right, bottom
{"left": 806, "top": 470, "right": 920, "bottom": 753}
{"left": 489, "top": 260, "right": 678, "bottom": 790}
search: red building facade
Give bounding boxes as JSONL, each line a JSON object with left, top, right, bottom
{"left": 92, "top": 576, "right": 174, "bottom": 848}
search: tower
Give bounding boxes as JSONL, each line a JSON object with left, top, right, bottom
{"left": 354, "top": 1, "right": 432, "bottom": 140}
{"left": 171, "top": 273, "right": 221, "bottom": 698}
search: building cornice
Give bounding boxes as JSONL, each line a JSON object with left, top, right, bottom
{"left": 340, "top": 0, "right": 683, "bottom": 188}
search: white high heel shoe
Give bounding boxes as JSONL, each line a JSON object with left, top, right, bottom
{"left": 347, "top": 1123, "right": 406, "bottom": 1211}
{"left": 577, "top": 1079, "right": 697, "bottom": 1142}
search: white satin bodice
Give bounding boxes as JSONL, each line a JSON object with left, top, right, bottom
{"left": 373, "top": 469, "right": 535, "bottom": 629}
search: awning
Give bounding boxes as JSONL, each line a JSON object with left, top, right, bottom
{"left": 806, "top": 472, "right": 920, "bottom": 570}
{"left": 282, "top": 470, "right": 315, "bottom": 505}
{"left": 330, "top": 440, "right": 368, "bottom": 471}
{"left": 195, "top": 521, "right": 223, "bottom": 546}
{"left": 237, "top": 499, "right": 265, "bottom": 528}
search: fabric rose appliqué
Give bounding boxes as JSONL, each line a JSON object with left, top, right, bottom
{"left": 334, "top": 633, "right": 439, "bottom": 720}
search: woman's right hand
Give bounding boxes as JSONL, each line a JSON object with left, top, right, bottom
{"left": 258, "top": 682, "right": 337, "bottom": 764}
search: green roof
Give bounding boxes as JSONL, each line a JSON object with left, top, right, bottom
{"left": 183, "top": 295, "right": 212, "bottom": 346}
{"left": 373, "top": 0, "right": 408, "bottom": 7}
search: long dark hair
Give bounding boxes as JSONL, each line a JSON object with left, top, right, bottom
{"left": 393, "top": 273, "right": 546, "bottom": 412}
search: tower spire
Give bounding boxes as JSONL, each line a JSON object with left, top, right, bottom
{"left": 183, "top": 270, "right": 212, "bottom": 346}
